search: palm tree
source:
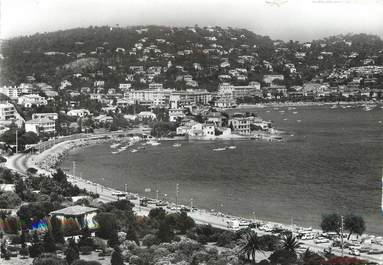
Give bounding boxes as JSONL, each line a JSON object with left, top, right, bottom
{"left": 281, "top": 233, "right": 302, "bottom": 253}
{"left": 238, "top": 230, "right": 264, "bottom": 264}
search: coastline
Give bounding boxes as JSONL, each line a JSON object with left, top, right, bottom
{"left": 236, "top": 100, "right": 381, "bottom": 109}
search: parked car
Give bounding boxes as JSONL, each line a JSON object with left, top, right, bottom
{"left": 349, "top": 249, "right": 360, "bottom": 256}
{"left": 315, "top": 237, "right": 330, "bottom": 244}
{"left": 301, "top": 234, "right": 315, "bottom": 240}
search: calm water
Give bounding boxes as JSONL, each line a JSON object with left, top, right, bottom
{"left": 60, "top": 105, "right": 383, "bottom": 234}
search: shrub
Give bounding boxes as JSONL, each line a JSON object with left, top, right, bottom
{"left": 142, "top": 234, "right": 159, "bottom": 248}
{"left": 32, "top": 253, "right": 66, "bottom": 265}
{"left": 19, "top": 247, "right": 29, "bottom": 257}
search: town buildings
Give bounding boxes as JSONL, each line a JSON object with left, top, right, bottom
{"left": 25, "top": 118, "right": 56, "bottom": 135}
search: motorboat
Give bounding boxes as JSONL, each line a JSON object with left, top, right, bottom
{"left": 213, "top": 147, "right": 226, "bottom": 151}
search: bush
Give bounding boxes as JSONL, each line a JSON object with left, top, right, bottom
{"left": 0, "top": 191, "right": 21, "bottom": 208}
{"left": 19, "top": 247, "right": 29, "bottom": 257}
{"left": 32, "top": 253, "right": 67, "bottom": 265}
{"left": 79, "top": 245, "right": 93, "bottom": 255}
{"left": 142, "top": 234, "right": 159, "bottom": 248}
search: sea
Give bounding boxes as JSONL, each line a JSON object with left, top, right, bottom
{"left": 60, "top": 104, "right": 383, "bottom": 235}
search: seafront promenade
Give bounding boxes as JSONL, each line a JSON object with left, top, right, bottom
{"left": 4, "top": 135, "right": 383, "bottom": 264}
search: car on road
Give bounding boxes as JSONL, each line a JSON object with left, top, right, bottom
{"left": 349, "top": 249, "right": 360, "bottom": 256}
{"left": 314, "top": 237, "right": 330, "bottom": 244}
{"left": 301, "top": 233, "right": 315, "bottom": 240}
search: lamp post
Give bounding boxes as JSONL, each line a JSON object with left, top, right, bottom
{"left": 15, "top": 129, "right": 18, "bottom": 154}
{"left": 340, "top": 215, "right": 344, "bottom": 256}
{"left": 176, "top": 183, "right": 179, "bottom": 205}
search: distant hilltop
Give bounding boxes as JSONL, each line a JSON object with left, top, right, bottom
{"left": 0, "top": 25, "right": 382, "bottom": 89}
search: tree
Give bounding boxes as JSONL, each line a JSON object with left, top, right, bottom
{"left": 108, "top": 230, "right": 120, "bottom": 248}
{"left": 29, "top": 232, "right": 43, "bottom": 258}
{"left": 65, "top": 238, "right": 79, "bottom": 264}
{"left": 43, "top": 231, "right": 56, "bottom": 252}
{"left": 174, "top": 211, "right": 195, "bottom": 234}
{"left": 149, "top": 207, "right": 166, "bottom": 220}
{"left": 111, "top": 247, "right": 124, "bottom": 265}
{"left": 50, "top": 216, "right": 65, "bottom": 244}
{"left": 125, "top": 225, "right": 140, "bottom": 246}
{"left": 344, "top": 214, "right": 365, "bottom": 240}
{"left": 238, "top": 230, "right": 263, "bottom": 264}
{"left": 157, "top": 219, "right": 174, "bottom": 243}
{"left": 95, "top": 212, "right": 118, "bottom": 239}
{"left": 321, "top": 213, "right": 341, "bottom": 235}
{"left": 281, "top": 233, "right": 302, "bottom": 253}
{"left": 52, "top": 168, "right": 67, "bottom": 183}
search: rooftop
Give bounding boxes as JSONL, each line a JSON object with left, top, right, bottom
{"left": 50, "top": 205, "right": 98, "bottom": 216}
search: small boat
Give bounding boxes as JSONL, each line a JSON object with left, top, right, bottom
{"left": 227, "top": 146, "right": 236, "bottom": 150}
{"left": 110, "top": 143, "right": 121, "bottom": 149}
{"left": 330, "top": 105, "right": 338, "bottom": 109}
{"left": 118, "top": 146, "right": 128, "bottom": 152}
{"left": 130, "top": 149, "right": 138, "bottom": 153}
{"left": 137, "top": 146, "right": 145, "bottom": 150}
{"left": 283, "top": 118, "right": 287, "bottom": 121}
{"left": 111, "top": 151, "right": 119, "bottom": 154}
{"left": 213, "top": 147, "right": 226, "bottom": 151}
{"left": 297, "top": 120, "right": 302, "bottom": 123}
{"left": 173, "top": 143, "right": 182, "bottom": 147}
{"left": 292, "top": 111, "right": 298, "bottom": 114}
{"left": 147, "top": 140, "right": 160, "bottom": 146}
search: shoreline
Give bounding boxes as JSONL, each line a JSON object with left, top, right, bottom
{"left": 236, "top": 100, "right": 382, "bottom": 109}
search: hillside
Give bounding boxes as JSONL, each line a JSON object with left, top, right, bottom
{"left": 0, "top": 25, "right": 382, "bottom": 90}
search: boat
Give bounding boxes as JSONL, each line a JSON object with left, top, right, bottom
{"left": 173, "top": 143, "right": 182, "bottom": 147}
{"left": 118, "top": 146, "right": 128, "bottom": 152}
{"left": 292, "top": 111, "right": 298, "bottom": 114}
{"left": 227, "top": 146, "right": 236, "bottom": 150}
{"left": 130, "top": 149, "right": 138, "bottom": 153}
{"left": 147, "top": 140, "right": 160, "bottom": 146}
{"left": 111, "top": 151, "right": 119, "bottom": 155}
{"left": 213, "top": 147, "right": 226, "bottom": 151}
{"left": 297, "top": 120, "right": 302, "bottom": 123}
{"left": 283, "top": 118, "right": 287, "bottom": 121}
{"left": 110, "top": 143, "right": 121, "bottom": 149}
{"left": 330, "top": 105, "right": 338, "bottom": 109}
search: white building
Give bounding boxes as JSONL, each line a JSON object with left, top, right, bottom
{"left": 0, "top": 103, "right": 17, "bottom": 121}
{"left": 18, "top": 94, "right": 48, "bottom": 107}
{"left": 32, "top": 113, "right": 58, "bottom": 120}
{"left": 218, "top": 82, "right": 261, "bottom": 100}
{"left": 0, "top": 86, "right": 21, "bottom": 99}
{"left": 124, "top": 88, "right": 175, "bottom": 106}
{"left": 137, "top": 111, "right": 157, "bottom": 120}
{"left": 67, "top": 109, "right": 90, "bottom": 117}
{"left": 25, "top": 118, "right": 56, "bottom": 135}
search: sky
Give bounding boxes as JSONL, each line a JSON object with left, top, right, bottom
{"left": 1, "top": 0, "right": 383, "bottom": 42}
